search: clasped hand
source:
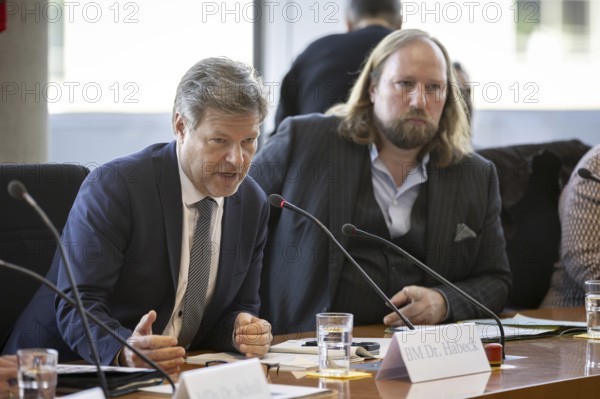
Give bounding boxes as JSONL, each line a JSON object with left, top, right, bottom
{"left": 118, "top": 310, "right": 272, "bottom": 376}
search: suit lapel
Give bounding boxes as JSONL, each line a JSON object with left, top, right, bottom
{"left": 425, "top": 159, "right": 461, "bottom": 272}
{"left": 152, "top": 141, "right": 183, "bottom": 290}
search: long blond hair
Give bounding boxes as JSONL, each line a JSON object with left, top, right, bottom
{"left": 328, "top": 29, "right": 471, "bottom": 167}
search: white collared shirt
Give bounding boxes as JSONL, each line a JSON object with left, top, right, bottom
{"left": 162, "top": 149, "right": 224, "bottom": 338}
{"left": 369, "top": 144, "right": 429, "bottom": 238}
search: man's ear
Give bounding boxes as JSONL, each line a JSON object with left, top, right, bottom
{"left": 345, "top": 19, "right": 353, "bottom": 32}
{"left": 174, "top": 113, "right": 186, "bottom": 142}
{"left": 394, "top": 16, "right": 403, "bottom": 30}
{"left": 369, "top": 82, "right": 377, "bottom": 103}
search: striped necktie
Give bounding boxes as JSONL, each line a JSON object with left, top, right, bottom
{"left": 178, "top": 197, "right": 216, "bottom": 349}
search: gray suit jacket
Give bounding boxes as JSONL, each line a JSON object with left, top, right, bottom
{"left": 250, "top": 114, "right": 512, "bottom": 334}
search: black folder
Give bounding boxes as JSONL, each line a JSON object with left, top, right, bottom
{"left": 57, "top": 365, "right": 165, "bottom": 397}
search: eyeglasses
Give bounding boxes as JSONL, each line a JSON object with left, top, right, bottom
{"left": 204, "top": 360, "right": 280, "bottom": 380}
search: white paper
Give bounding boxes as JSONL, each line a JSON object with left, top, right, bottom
{"left": 389, "top": 322, "right": 558, "bottom": 341}
{"left": 186, "top": 352, "right": 320, "bottom": 372}
{"left": 268, "top": 384, "right": 330, "bottom": 399}
{"left": 474, "top": 313, "right": 587, "bottom": 328}
{"left": 59, "top": 387, "right": 105, "bottom": 399}
{"left": 270, "top": 338, "right": 377, "bottom": 358}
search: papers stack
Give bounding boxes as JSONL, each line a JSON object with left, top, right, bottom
{"left": 187, "top": 337, "right": 389, "bottom": 372}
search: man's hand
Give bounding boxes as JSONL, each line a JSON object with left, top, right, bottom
{"left": 383, "top": 286, "right": 447, "bottom": 326}
{"left": 0, "top": 355, "right": 17, "bottom": 399}
{"left": 119, "top": 310, "right": 185, "bottom": 376}
{"left": 233, "top": 313, "right": 272, "bottom": 358}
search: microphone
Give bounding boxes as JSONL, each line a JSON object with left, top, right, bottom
{"left": 578, "top": 168, "right": 600, "bottom": 184}
{"left": 7, "top": 180, "right": 110, "bottom": 397}
{"left": 342, "top": 223, "right": 506, "bottom": 359}
{"left": 268, "top": 194, "right": 415, "bottom": 330}
{"left": 0, "top": 258, "right": 176, "bottom": 393}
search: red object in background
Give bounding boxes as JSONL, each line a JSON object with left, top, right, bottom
{"left": 0, "top": 1, "right": 6, "bottom": 33}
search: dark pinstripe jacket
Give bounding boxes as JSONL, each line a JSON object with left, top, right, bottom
{"left": 250, "top": 114, "right": 512, "bottom": 335}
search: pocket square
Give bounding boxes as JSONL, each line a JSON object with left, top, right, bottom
{"left": 454, "top": 223, "right": 477, "bottom": 242}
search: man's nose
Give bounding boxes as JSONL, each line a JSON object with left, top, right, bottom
{"left": 408, "top": 84, "right": 426, "bottom": 109}
{"left": 226, "top": 144, "right": 244, "bottom": 165}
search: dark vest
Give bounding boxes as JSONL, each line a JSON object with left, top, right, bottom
{"left": 332, "top": 162, "right": 429, "bottom": 325}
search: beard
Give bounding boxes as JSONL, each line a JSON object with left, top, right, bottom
{"left": 374, "top": 110, "right": 439, "bottom": 150}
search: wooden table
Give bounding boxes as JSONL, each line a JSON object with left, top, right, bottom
{"left": 128, "top": 308, "right": 595, "bottom": 398}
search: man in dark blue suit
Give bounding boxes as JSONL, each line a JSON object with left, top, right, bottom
{"left": 3, "top": 58, "right": 272, "bottom": 374}
{"left": 272, "top": 0, "right": 402, "bottom": 131}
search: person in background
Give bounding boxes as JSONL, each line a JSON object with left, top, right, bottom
{"left": 3, "top": 57, "right": 272, "bottom": 374}
{"left": 250, "top": 29, "right": 512, "bottom": 335}
{"left": 452, "top": 61, "right": 473, "bottom": 124}
{"left": 542, "top": 145, "right": 600, "bottom": 307}
{"left": 272, "top": 0, "right": 403, "bottom": 132}
{"left": 0, "top": 355, "right": 17, "bottom": 399}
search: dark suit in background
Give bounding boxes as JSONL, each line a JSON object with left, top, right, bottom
{"left": 273, "top": 25, "right": 392, "bottom": 131}
{"left": 250, "top": 114, "right": 512, "bottom": 334}
{"left": 3, "top": 141, "right": 269, "bottom": 363}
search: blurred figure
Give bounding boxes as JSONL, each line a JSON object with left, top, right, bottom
{"left": 542, "top": 145, "right": 600, "bottom": 307}
{"left": 272, "top": 0, "right": 403, "bottom": 132}
{"left": 452, "top": 61, "right": 473, "bottom": 123}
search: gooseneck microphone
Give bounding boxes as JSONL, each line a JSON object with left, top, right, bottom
{"left": 578, "top": 168, "right": 600, "bottom": 184}
{"left": 268, "top": 194, "right": 415, "bottom": 330}
{"left": 342, "top": 223, "right": 506, "bottom": 359}
{"left": 0, "top": 258, "right": 176, "bottom": 393}
{"left": 8, "top": 180, "right": 110, "bottom": 397}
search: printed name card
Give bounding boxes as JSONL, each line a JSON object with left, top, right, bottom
{"left": 175, "top": 358, "right": 270, "bottom": 399}
{"left": 376, "top": 323, "right": 491, "bottom": 383}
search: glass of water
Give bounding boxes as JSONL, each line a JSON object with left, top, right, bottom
{"left": 17, "top": 348, "right": 58, "bottom": 399}
{"left": 585, "top": 280, "right": 600, "bottom": 338}
{"left": 316, "top": 312, "right": 353, "bottom": 377}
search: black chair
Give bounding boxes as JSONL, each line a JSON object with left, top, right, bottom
{"left": 0, "top": 163, "right": 89, "bottom": 350}
{"left": 477, "top": 140, "right": 591, "bottom": 309}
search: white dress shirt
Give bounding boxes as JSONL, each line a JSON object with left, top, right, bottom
{"left": 370, "top": 144, "right": 429, "bottom": 238}
{"left": 162, "top": 149, "right": 224, "bottom": 338}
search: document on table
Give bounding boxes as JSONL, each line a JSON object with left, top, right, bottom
{"left": 186, "top": 351, "right": 320, "bottom": 372}
{"left": 56, "top": 364, "right": 165, "bottom": 396}
{"left": 186, "top": 337, "right": 392, "bottom": 371}
{"left": 468, "top": 314, "right": 586, "bottom": 341}
{"left": 269, "top": 337, "right": 381, "bottom": 358}
{"left": 473, "top": 313, "right": 586, "bottom": 328}
{"left": 386, "top": 316, "right": 586, "bottom": 342}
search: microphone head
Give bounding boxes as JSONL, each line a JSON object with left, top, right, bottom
{"left": 8, "top": 180, "right": 27, "bottom": 201}
{"left": 342, "top": 223, "right": 357, "bottom": 236}
{"left": 578, "top": 168, "right": 593, "bottom": 179}
{"left": 268, "top": 193, "right": 285, "bottom": 209}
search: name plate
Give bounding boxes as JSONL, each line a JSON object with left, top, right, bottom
{"left": 175, "top": 358, "right": 270, "bottom": 399}
{"left": 376, "top": 323, "right": 491, "bottom": 383}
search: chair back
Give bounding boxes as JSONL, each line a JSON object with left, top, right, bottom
{"left": 0, "top": 163, "right": 89, "bottom": 349}
{"left": 478, "top": 140, "right": 591, "bottom": 308}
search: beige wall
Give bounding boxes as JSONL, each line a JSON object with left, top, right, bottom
{"left": 0, "top": 0, "right": 48, "bottom": 162}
